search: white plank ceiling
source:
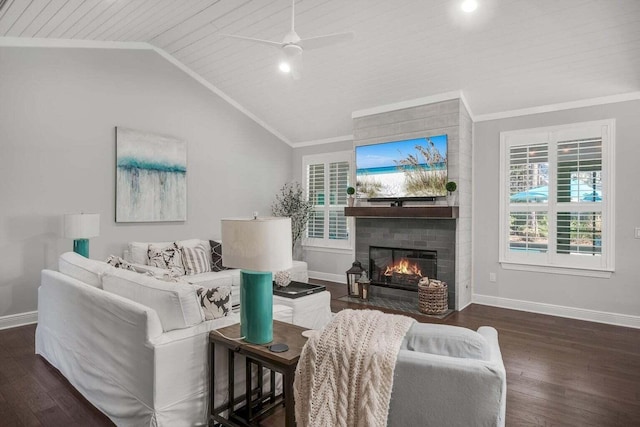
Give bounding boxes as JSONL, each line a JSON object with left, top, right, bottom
{"left": 1, "top": 0, "right": 639, "bottom": 144}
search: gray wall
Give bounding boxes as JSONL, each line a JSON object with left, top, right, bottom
{"left": 473, "top": 100, "right": 640, "bottom": 317}
{"left": 292, "top": 140, "right": 354, "bottom": 281}
{"left": 0, "top": 47, "right": 292, "bottom": 318}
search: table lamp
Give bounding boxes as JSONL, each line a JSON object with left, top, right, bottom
{"left": 64, "top": 213, "right": 100, "bottom": 258}
{"left": 221, "top": 216, "right": 292, "bottom": 344}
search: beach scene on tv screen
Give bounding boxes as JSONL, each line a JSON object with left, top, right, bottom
{"left": 356, "top": 135, "right": 448, "bottom": 198}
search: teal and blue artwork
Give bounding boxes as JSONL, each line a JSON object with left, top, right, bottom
{"left": 116, "top": 127, "right": 187, "bottom": 222}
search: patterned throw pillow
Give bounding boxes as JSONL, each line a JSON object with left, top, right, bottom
{"left": 105, "top": 255, "right": 138, "bottom": 272}
{"left": 148, "top": 242, "right": 186, "bottom": 276}
{"left": 195, "top": 286, "right": 231, "bottom": 320}
{"left": 209, "top": 240, "right": 229, "bottom": 272}
{"left": 181, "top": 244, "right": 212, "bottom": 276}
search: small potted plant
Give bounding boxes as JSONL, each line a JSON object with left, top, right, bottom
{"left": 346, "top": 186, "right": 356, "bottom": 207}
{"left": 445, "top": 181, "right": 457, "bottom": 206}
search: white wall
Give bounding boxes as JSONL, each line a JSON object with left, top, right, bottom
{"left": 292, "top": 140, "right": 354, "bottom": 282}
{"left": 0, "top": 46, "right": 292, "bottom": 319}
{"left": 473, "top": 100, "right": 640, "bottom": 323}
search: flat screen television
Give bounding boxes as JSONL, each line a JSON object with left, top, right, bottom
{"left": 355, "top": 135, "right": 448, "bottom": 200}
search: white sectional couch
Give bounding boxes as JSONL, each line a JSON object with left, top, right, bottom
{"left": 36, "top": 252, "right": 297, "bottom": 427}
{"left": 124, "top": 239, "right": 309, "bottom": 308}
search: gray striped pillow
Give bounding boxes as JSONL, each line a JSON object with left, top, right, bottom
{"left": 181, "top": 244, "right": 212, "bottom": 275}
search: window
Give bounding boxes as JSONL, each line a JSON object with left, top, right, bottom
{"left": 302, "top": 151, "right": 353, "bottom": 250}
{"left": 499, "top": 120, "right": 615, "bottom": 275}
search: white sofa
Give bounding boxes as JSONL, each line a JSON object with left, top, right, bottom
{"left": 124, "top": 239, "right": 309, "bottom": 308}
{"left": 36, "top": 252, "right": 297, "bottom": 427}
{"left": 123, "top": 239, "right": 332, "bottom": 330}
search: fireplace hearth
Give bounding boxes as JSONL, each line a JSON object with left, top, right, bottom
{"left": 369, "top": 246, "right": 437, "bottom": 292}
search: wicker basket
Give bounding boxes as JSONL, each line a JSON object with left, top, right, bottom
{"left": 418, "top": 280, "right": 448, "bottom": 315}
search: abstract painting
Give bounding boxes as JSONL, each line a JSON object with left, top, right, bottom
{"left": 116, "top": 127, "right": 187, "bottom": 222}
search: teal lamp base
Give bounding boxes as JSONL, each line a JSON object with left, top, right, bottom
{"left": 73, "top": 239, "right": 90, "bottom": 258}
{"left": 240, "top": 270, "right": 273, "bottom": 344}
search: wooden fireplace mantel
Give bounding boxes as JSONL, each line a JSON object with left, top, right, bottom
{"left": 344, "top": 206, "right": 458, "bottom": 219}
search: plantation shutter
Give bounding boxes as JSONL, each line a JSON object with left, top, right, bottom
{"left": 307, "top": 163, "right": 325, "bottom": 239}
{"left": 556, "top": 137, "right": 602, "bottom": 257}
{"left": 302, "top": 152, "right": 353, "bottom": 247}
{"left": 328, "top": 161, "right": 349, "bottom": 240}
{"left": 307, "top": 163, "right": 325, "bottom": 206}
{"left": 508, "top": 143, "right": 549, "bottom": 253}
{"left": 500, "top": 120, "right": 613, "bottom": 273}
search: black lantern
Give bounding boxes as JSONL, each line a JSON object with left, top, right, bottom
{"left": 346, "top": 261, "right": 365, "bottom": 297}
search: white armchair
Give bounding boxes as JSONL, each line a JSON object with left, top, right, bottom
{"left": 388, "top": 323, "right": 506, "bottom": 427}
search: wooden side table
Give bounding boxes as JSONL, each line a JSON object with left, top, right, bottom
{"left": 209, "top": 320, "right": 308, "bottom": 426}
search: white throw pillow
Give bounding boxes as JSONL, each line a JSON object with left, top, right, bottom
{"left": 127, "top": 241, "right": 173, "bottom": 265}
{"left": 58, "top": 252, "right": 114, "bottom": 288}
{"left": 102, "top": 268, "right": 203, "bottom": 332}
{"left": 401, "top": 323, "right": 490, "bottom": 361}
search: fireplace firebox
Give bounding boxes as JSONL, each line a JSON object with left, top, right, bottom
{"left": 369, "top": 246, "right": 437, "bottom": 292}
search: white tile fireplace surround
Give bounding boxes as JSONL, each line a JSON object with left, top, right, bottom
{"left": 355, "top": 217, "right": 456, "bottom": 308}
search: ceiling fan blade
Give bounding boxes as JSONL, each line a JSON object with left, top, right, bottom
{"left": 300, "top": 31, "right": 355, "bottom": 50}
{"left": 218, "top": 34, "right": 282, "bottom": 48}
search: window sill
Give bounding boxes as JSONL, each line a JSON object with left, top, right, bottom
{"left": 500, "top": 261, "right": 613, "bottom": 278}
{"left": 302, "top": 245, "right": 354, "bottom": 255}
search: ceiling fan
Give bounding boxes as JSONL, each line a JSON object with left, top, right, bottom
{"left": 219, "top": 0, "right": 354, "bottom": 79}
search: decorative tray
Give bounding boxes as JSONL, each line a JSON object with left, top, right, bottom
{"left": 272, "top": 281, "right": 326, "bottom": 299}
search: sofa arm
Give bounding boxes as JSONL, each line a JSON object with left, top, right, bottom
{"left": 37, "top": 270, "right": 165, "bottom": 423}
{"left": 150, "top": 308, "right": 292, "bottom": 423}
{"left": 150, "top": 314, "right": 241, "bottom": 417}
{"left": 388, "top": 350, "right": 506, "bottom": 427}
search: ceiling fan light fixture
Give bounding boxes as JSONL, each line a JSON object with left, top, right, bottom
{"left": 279, "top": 61, "right": 291, "bottom": 73}
{"left": 461, "top": 0, "right": 478, "bottom": 13}
{"left": 283, "top": 43, "right": 303, "bottom": 57}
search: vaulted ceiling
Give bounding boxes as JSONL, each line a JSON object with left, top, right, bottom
{"left": 1, "top": 0, "right": 639, "bottom": 144}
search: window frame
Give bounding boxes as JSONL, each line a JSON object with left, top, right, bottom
{"left": 301, "top": 151, "right": 354, "bottom": 251}
{"left": 498, "top": 119, "right": 615, "bottom": 277}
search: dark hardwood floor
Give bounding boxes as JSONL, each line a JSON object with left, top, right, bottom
{"left": 1, "top": 280, "right": 639, "bottom": 426}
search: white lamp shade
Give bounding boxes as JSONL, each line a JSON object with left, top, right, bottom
{"left": 64, "top": 213, "right": 100, "bottom": 239}
{"left": 221, "top": 217, "right": 292, "bottom": 272}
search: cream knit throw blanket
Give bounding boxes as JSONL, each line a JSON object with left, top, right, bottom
{"left": 294, "top": 309, "right": 415, "bottom": 427}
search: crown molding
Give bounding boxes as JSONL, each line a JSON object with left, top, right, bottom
{"left": 474, "top": 92, "right": 640, "bottom": 122}
{"left": 291, "top": 134, "right": 353, "bottom": 148}
{"left": 0, "top": 37, "right": 292, "bottom": 146}
{"left": 0, "top": 36, "right": 149, "bottom": 49}
{"left": 458, "top": 91, "right": 475, "bottom": 121}
{"left": 351, "top": 90, "right": 467, "bottom": 119}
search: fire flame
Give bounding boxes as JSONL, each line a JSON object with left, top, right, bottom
{"left": 383, "top": 259, "right": 422, "bottom": 277}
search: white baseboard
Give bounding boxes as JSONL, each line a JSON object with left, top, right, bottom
{"left": 308, "top": 271, "right": 345, "bottom": 284}
{"left": 0, "top": 311, "right": 38, "bottom": 330}
{"left": 472, "top": 294, "right": 640, "bottom": 329}
{"left": 457, "top": 300, "right": 473, "bottom": 312}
